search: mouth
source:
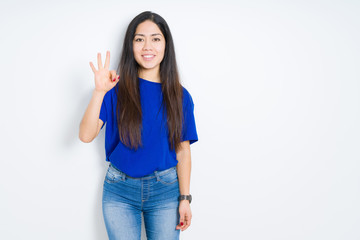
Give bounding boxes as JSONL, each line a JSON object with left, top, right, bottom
{"left": 142, "top": 54, "right": 155, "bottom": 61}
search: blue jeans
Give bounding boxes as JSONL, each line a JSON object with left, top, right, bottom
{"left": 102, "top": 163, "right": 181, "bottom": 240}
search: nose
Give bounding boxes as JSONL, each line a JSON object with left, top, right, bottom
{"left": 142, "top": 39, "right": 153, "bottom": 51}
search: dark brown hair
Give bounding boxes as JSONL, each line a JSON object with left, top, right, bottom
{"left": 115, "top": 11, "right": 184, "bottom": 153}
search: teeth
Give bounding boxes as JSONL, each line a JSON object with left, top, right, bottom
{"left": 143, "top": 55, "right": 154, "bottom": 58}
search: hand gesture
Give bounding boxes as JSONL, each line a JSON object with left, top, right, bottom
{"left": 89, "top": 51, "right": 119, "bottom": 94}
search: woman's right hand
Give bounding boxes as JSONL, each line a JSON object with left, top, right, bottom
{"left": 89, "top": 51, "right": 119, "bottom": 94}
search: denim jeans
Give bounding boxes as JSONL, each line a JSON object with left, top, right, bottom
{"left": 102, "top": 163, "right": 181, "bottom": 240}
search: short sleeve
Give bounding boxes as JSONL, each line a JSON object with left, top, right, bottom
{"left": 99, "top": 94, "right": 108, "bottom": 130}
{"left": 181, "top": 90, "right": 198, "bottom": 145}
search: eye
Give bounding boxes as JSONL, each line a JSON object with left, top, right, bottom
{"left": 135, "top": 38, "right": 143, "bottom": 42}
{"left": 153, "top": 38, "right": 161, "bottom": 41}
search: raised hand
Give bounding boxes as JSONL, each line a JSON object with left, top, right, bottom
{"left": 89, "top": 51, "right": 119, "bottom": 94}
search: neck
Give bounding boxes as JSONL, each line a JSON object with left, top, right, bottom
{"left": 138, "top": 67, "right": 161, "bottom": 83}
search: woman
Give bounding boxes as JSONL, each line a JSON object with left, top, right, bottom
{"left": 79, "top": 11, "right": 198, "bottom": 240}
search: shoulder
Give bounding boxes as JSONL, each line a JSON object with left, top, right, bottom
{"left": 181, "top": 86, "right": 195, "bottom": 110}
{"left": 182, "top": 86, "right": 194, "bottom": 105}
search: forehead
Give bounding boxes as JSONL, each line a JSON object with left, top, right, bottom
{"left": 135, "top": 20, "right": 163, "bottom": 36}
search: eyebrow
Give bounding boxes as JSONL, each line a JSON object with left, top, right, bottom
{"left": 134, "top": 33, "right": 162, "bottom": 37}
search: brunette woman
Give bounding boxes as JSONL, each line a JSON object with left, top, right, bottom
{"left": 79, "top": 11, "right": 198, "bottom": 240}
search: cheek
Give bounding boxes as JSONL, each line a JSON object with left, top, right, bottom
{"left": 132, "top": 49, "right": 141, "bottom": 63}
{"left": 133, "top": 49, "right": 142, "bottom": 62}
{"left": 133, "top": 44, "right": 141, "bottom": 54}
{"left": 156, "top": 44, "right": 166, "bottom": 55}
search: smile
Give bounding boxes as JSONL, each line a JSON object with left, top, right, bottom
{"left": 142, "top": 55, "right": 155, "bottom": 61}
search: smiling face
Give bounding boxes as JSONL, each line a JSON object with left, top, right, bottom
{"left": 133, "top": 20, "right": 166, "bottom": 78}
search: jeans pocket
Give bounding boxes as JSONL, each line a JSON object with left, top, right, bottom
{"left": 105, "top": 164, "right": 125, "bottom": 183}
{"left": 157, "top": 168, "right": 178, "bottom": 185}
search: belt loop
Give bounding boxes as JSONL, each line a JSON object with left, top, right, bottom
{"left": 111, "top": 163, "right": 126, "bottom": 181}
{"left": 154, "top": 170, "right": 160, "bottom": 181}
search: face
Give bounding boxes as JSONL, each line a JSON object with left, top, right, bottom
{"left": 133, "top": 20, "right": 166, "bottom": 74}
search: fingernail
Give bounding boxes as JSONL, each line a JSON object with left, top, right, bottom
{"left": 117, "top": 76, "right": 120, "bottom": 79}
{"left": 180, "top": 222, "right": 183, "bottom": 226}
{"left": 113, "top": 78, "right": 116, "bottom": 81}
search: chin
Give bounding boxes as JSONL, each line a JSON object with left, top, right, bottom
{"left": 140, "top": 64, "right": 159, "bottom": 70}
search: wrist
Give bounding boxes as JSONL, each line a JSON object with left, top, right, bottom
{"left": 180, "top": 200, "right": 191, "bottom": 205}
{"left": 93, "top": 89, "right": 107, "bottom": 96}
{"left": 178, "top": 194, "right": 192, "bottom": 204}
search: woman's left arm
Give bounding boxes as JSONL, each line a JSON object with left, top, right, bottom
{"left": 175, "top": 140, "right": 192, "bottom": 231}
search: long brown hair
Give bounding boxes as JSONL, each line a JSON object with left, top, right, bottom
{"left": 115, "top": 11, "right": 184, "bottom": 153}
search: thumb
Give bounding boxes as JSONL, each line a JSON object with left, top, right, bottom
{"left": 110, "top": 70, "right": 118, "bottom": 82}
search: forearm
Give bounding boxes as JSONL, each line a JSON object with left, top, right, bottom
{"left": 176, "top": 141, "right": 192, "bottom": 195}
{"left": 79, "top": 89, "right": 106, "bottom": 142}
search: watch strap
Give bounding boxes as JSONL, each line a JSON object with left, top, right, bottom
{"left": 178, "top": 194, "right": 192, "bottom": 203}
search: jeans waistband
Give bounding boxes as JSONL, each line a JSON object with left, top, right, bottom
{"left": 109, "top": 162, "right": 177, "bottom": 180}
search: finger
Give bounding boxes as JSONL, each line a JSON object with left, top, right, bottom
{"left": 89, "top": 62, "right": 96, "bottom": 73}
{"left": 113, "top": 76, "right": 120, "bottom": 85}
{"left": 187, "top": 216, "right": 192, "bottom": 227}
{"left": 176, "top": 222, "right": 185, "bottom": 230}
{"left": 111, "top": 75, "right": 119, "bottom": 84}
{"left": 183, "top": 215, "right": 192, "bottom": 231}
{"left": 104, "top": 50, "right": 110, "bottom": 70}
{"left": 97, "top": 52, "right": 103, "bottom": 70}
{"left": 175, "top": 212, "right": 185, "bottom": 229}
{"left": 176, "top": 217, "right": 184, "bottom": 230}
{"left": 181, "top": 216, "right": 189, "bottom": 231}
{"left": 110, "top": 70, "right": 117, "bottom": 82}
{"left": 179, "top": 214, "right": 185, "bottom": 229}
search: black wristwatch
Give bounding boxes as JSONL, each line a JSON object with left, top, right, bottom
{"left": 179, "top": 194, "right": 192, "bottom": 204}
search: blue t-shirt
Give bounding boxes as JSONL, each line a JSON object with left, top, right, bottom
{"left": 99, "top": 77, "right": 198, "bottom": 177}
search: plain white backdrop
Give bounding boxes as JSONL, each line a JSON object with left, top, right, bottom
{"left": 0, "top": 0, "right": 359, "bottom": 239}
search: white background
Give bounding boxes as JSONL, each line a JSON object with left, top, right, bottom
{"left": 0, "top": 0, "right": 359, "bottom": 239}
